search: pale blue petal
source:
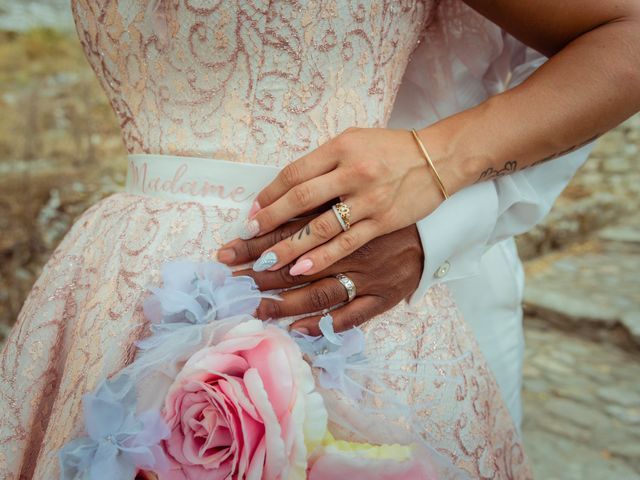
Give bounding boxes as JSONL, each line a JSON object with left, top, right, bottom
{"left": 59, "top": 437, "right": 97, "bottom": 480}
{"left": 89, "top": 441, "right": 136, "bottom": 480}
{"left": 96, "top": 374, "right": 137, "bottom": 407}
{"left": 194, "top": 279, "right": 218, "bottom": 308}
{"left": 213, "top": 288, "right": 261, "bottom": 318}
{"left": 314, "top": 353, "right": 364, "bottom": 401}
{"left": 143, "top": 261, "right": 267, "bottom": 325}
{"left": 319, "top": 314, "right": 343, "bottom": 346}
{"left": 61, "top": 376, "right": 168, "bottom": 479}
{"left": 148, "top": 444, "right": 170, "bottom": 473}
{"left": 132, "top": 410, "right": 171, "bottom": 446}
{"left": 199, "top": 262, "right": 230, "bottom": 286}
{"left": 122, "top": 444, "right": 168, "bottom": 471}
{"left": 317, "top": 368, "right": 343, "bottom": 391}
{"left": 160, "top": 260, "right": 198, "bottom": 291}
{"left": 150, "top": 287, "right": 206, "bottom": 320}
{"left": 313, "top": 352, "right": 347, "bottom": 383}
{"left": 117, "top": 411, "right": 145, "bottom": 438}
{"left": 142, "top": 295, "right": 163, "bottom": 324}
{"left": 337, "top": 328, "right": 365, "bottom": 357}
{"left": 120, "top": 445, "right": 156, "bottom": 469}
{"left": 135, "top": 323, "right": 192, "bottom": 350}
{"left": 291, "top": 331, "right": 325, "bottom": 356}
{"left": 294, "top": 317, "right": 367, "bottom": 400}
{"left": 84, "top": 396, "right": 125, "bottom": 440}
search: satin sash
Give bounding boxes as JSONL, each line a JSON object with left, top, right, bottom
{"left": 125, "top": 154, "right": 280, "bottom": 208}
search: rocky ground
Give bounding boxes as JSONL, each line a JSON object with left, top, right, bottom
{"left": 518, "top": 115, "right": 640, "bottom": 479}
{"left": 523, "top": 320, "right": 640, "bottom": 479}
{"left": 0, "top": 17, "right": 638, "bottom": 478}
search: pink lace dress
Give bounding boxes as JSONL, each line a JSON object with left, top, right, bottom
{"left": 0, "top": 1, "right": 531, "bottom": 478}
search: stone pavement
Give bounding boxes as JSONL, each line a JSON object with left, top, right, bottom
{"left": 521, "top": 212, "right": 640, "bottom": 477}
{"left": 517, "top": 114, "right": 640, "bottom": 262}
{"left": 522, "top": 321, "right": 640, "bottom": 479}
{"left": 524, "top": 213, "right": 640, "bottom": 351}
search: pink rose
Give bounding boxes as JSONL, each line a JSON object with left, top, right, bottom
{"left": 159, "top": 320, "right": 327, "bottom": 480}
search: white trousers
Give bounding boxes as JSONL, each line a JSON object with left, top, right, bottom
{"left": 446, "top": 238, "right": 525, "bottom": 428}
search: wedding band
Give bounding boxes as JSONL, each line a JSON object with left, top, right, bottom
{"left": 332, "top": 202, "right": 351, "bottom": 231}
{"left": 335, "top": 273, "right": 357, "bottom": 302}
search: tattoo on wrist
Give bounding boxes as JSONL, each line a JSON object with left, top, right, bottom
{"left": 527, "top": 133, "right": 602, "bottom": 169}
{"left": 477, "top": 160, "right": 518, "bottom": 182}
{"left": 476, "top": 132, "right": 603, "bottom": 182}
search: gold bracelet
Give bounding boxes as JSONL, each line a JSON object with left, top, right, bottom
{"left": 410, "top": 129, "right": 449, "bottom": 200}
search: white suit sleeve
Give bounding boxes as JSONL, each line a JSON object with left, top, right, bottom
{"left": 386, "top": 1, "right": 594, "bottom": 305}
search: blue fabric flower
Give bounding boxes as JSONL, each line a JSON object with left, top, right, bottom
{"left": 59, "top": 375, "right": 170, "bottom": 480}
{"left": 292, "top": 315, "right": 367, "bottom": 400}
{"left": 143, "top": 260, "right": 262, "bottom": 325}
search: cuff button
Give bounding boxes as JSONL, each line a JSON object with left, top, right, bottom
{"left": 434, "top": 261, "right": 451, "bottom": 279}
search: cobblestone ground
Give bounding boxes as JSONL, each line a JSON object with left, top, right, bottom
{"left": 523, "top": 321, "right": 640, "bottom": 479}
{"left": 520, "top": 116, "right": 640, "bottom": 479}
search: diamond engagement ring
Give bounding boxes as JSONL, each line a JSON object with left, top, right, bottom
{"left": 335, "top": 273, "right": 357, "bottom": 302}
{"left": 332, "top": 202, "right": 351, "bottom": 231}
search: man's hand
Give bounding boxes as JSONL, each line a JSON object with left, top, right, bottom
{"left": 218, "top": 218, "right": 423, "bottom": 335}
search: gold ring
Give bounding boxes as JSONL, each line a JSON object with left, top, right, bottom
{"left": 332, "top": 202, "right": 351, "bottom": 231}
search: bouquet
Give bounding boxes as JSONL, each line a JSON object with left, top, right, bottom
{"left": 58, "top": 261, "right": 454, "bottom": 479}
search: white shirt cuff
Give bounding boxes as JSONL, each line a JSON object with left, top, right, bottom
{"left": 408, "top": 181, "right": 499, "bottom": 306}
{"left": 408, "top": 143, "right": 593, "bottom": 307}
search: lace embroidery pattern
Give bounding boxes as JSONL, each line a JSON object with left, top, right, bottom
{"left": 72, "top": 0, "right": 430, "bottom": 165}
{"left": 0, "top": 1, "right": 531, "bottom": 478}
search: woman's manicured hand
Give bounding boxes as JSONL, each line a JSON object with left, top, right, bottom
{"left": 218, "top": 217, "right": 424, "bottom": 335}
{"left": 234, "top": 1, "right": 640, "bottom": 280}
{"left": 239, "top": 127, "right": 448, "bottom": 277}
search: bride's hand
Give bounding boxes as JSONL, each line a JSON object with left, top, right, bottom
{"left": 218, "top": 218, "right": 423, "bottom": 334}
{"left": 241, "top": 127, "right": 450, "bottom": 276}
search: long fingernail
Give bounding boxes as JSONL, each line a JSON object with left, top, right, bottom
{"left": 248, "top": 200, "right": 261, "bottom": 219}
{"left": 253, "top": 251, "right": 278, "bottom": 272}
{"left": 240, "top": 219, "right": 260, "bottom": 240}
{"left": 291, "top": 326, "right": 310, "bottom": 335}
{"left": 289, "top": 258, "right": 313, "bottom": 276}
{"left": 217, "top": 248, "right": 236, "bottom": 264}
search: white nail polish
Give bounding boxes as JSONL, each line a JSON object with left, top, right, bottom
{"left": 253, "top": 251, "right": 278, "bottom": 272}
{"left": 240, "top": 219, "right": 260, "bottom": 240}
{"left": 248, "top": 200, "right": 261, "bottom": 218}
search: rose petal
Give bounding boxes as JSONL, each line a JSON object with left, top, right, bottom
{"left": 245, "top": 437, "right": 266, "bottom": 480}
{"left": 244, "top": 368, "right": 287, "bottom": 479}
{"left": 214, "top": 375, "right": 264, "bottom": 477}
{"left": 242, "top": 333, "right": 294, "bottom": 418}
{"left": 189, "top": 352, "right": 249, "bottom": 380}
